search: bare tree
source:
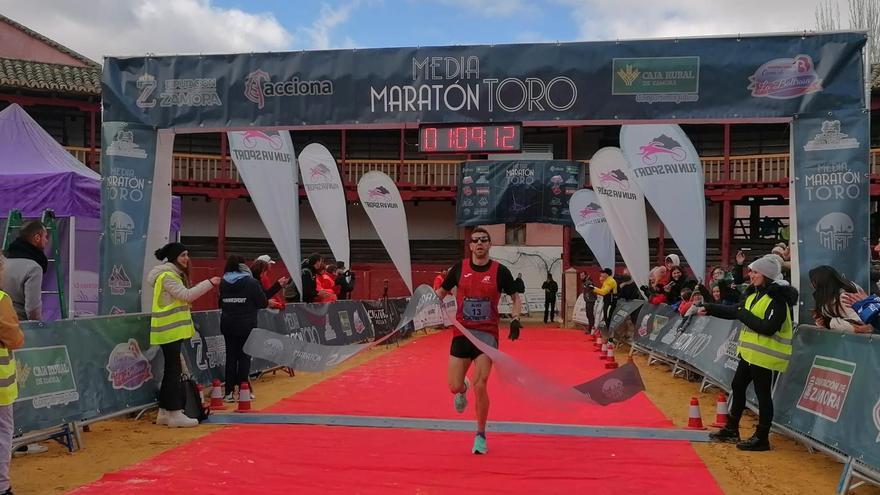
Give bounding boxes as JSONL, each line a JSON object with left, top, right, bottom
{"left": 815, "top": 0, "right": 879, "bottom": 63}
{"left": 848, "top": 0, "right": 879, "bottom": 63}
{"left": 815, "top": 0, "right": 841, "bottom": 31}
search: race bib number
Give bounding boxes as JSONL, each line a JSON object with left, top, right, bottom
{"left": 462, "top": 297, "right": 491, "bottom": 322}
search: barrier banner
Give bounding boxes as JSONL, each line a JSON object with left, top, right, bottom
{"left": 12, "top": 298, "right": 390, "bottom": 437}
{"left": 362, "top": 300, "right": 402, "bottom": 340}
{"left": 13, "top": 315, "right": 158, "bottom": 435}
{"left": 456, "top": 161, "right": 581, "bottom": 226}
{"left": 606, "top": 300, "right": 645, "bottom": 336}
{"left": 772, "top": 326, "right": 880, "bottom": 470}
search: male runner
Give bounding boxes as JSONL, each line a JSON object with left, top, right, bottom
{"left": 436, "top": 227, "right": 522, "bottom": 455}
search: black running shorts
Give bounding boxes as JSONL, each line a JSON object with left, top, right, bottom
{"left": 449, "top": 331, "right": 498, "bottom": 360}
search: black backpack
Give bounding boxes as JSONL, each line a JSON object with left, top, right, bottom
{"left": 181, "top": 375, "right": 210, "bottom": 422}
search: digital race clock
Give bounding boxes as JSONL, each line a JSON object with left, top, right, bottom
{"left": 419, "top": 123, "right": 522, "bottom": 153}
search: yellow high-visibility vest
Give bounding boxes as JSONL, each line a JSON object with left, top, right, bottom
{"left": 737, "top": 292, "right": 793, "bottom": 372}
{"left": 150, "top": 271, "right": 195, "bottom": 345}
{"left": 0, "top": 291, "right": 19, "bottom": 406}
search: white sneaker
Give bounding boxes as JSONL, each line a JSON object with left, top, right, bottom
{"left": 223, "top": 393, "right": 236, "bottom": 403}
{"left": 13, "top": 443, "right": 48, "bottom": 457}
{"left": 454, "top": 377, "right": 470, "bottom": 414}
{"left": 165, "top": 410, "right": 198, "bottom": 428}
{"left": 156, "top": 408, "right": 169, "bottom": 425}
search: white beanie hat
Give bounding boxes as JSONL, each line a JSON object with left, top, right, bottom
{"left": 748, "top": 255, "right": 783, "bottom": 281}
{"left": 256, "top": 254, "right": 275, "bottom": 264}
{"left": 665, "top": 254, "right": 680, "bottom": 266}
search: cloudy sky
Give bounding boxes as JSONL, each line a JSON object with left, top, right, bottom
{"left": 0, "top": 0, "right": 858, "bottom": 62}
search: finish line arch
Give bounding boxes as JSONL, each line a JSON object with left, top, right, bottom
{"left": 97, "top": 32, "right": 871, "bottom": 318}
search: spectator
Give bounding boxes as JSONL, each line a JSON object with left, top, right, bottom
{"left": 0, "top": 222, "right": 49, "bottom": 456}
{"left": 809, "top": 265, "right": 871, "bottom": 333}
{"left": 664, "top": 254, "right": 681, "bottom": 272}
{"left": 615, "top": 269, "right": 640, "bottom": 301}
{"left": 148, "top": 242, "right": 219, "bottom": 428}
{"left": 334, "top": 261, "right": 356, "bottom": 300}
{"left": 315, "top": 263, "right": 339, "bottom": 303}
{"left": 579, "top": 272, "right": 597, "bottom": 333}
{"left": 732, "top": 250, "right": 749, "bottom": 286}
{"left": 673, "top": 288, "right": 692, "bottom": 312}
{"left": 513, "top": 273, "right": 527, "bottom": 315}
{"left": 663, "top": 266, "right": 690, "bottom": 305}
{"left": 220, "top": 255, "right": 287, "bottom": 401}
{"left": 433, "top": 269, "right": 448, "bottom": 291}
{"left": 541, "top": 273, "right": 558, "bottom": 324}
{"left": 679, "top": 285, "right": 711, "bottom": 316}
{"left": 711, "top": 283, "right": 739, "bottom": 305}
{"left": 701, "top": 254, "right": 798, "bottom": 451}
{"left": 593, "top": 268, "right": 618, "bottom": 330}
{"left": 252, "top": 257, "right": 284, "bottom": 310}
{"left": 645, "top": 266, "right": 669, "bottom": 305}
{"left": 0, "top": 255, "right": 25, "bottom": 493}
{"left": 301, "top": 253, "right": 332, "bottom": 303}
{"left": 1, "top": 221, "right": 48, "bottom": 321}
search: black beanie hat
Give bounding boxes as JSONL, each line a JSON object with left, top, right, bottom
{"left": 155, "top": 242, "right": 187, "bottom": 262}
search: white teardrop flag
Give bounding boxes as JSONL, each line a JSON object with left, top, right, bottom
{"left": 620, "top": 124, "right": 706, "bottom": 280}
{"left": 568, "top": 189, "right": 616, "bottom": 270}
{"left": 358, "top": 171, "right": 412, "bottom": 293}
{"left": 227, "top": 130, "right": 302, "bottom": 293}
{"left": 299, "top": 143, "right": 350, "bottom": 265}
{"left": 589, "top": 147, "right": 650, "bottom": 288}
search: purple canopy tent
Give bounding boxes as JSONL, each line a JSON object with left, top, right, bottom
{"left": 0, "top": 104, "right": 180, "bottom": 319}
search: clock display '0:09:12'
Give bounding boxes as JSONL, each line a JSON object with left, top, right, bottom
{"left": 419, "top": 124, "right": 522, "bottom": 153}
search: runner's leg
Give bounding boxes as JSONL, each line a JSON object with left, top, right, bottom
{"left": 472, "top": 354, "right": 492, "bottom": 432}
{"left": 448, "top": 356, "right": 471, "bottom": 394}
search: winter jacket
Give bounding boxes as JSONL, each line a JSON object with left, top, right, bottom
{"left": 615, "top": 275, "right": 640, "bottom": 300}
{"left": 703, "top": 281, "right": 799, "bottom": 337}
{"left": 219, "top": 267, "right": 279, "bottom": 337}
{"left": 146, "top": 262, "right": 214, "bottom": 309}
{"left": 336, "top": 270, "right": 356, "bottom": 299}
{"left": 513, "top": 278, "right": 526, "bottom": 294}
{"left": 259, "top": 272, "right": 285, "bottom": 309}
{"left": 0, "top": 292, "right": 24, "bottom": 351}
{"left": 301, "top": 262, "right": 319, "bottom": 303}
{"left": 2, "top": 238, "right": 48, "bottom": 321}
{"left": 817, "top": 288, "right": 865, "bottom": 332}
{"left": 315, "top": 272, "right": 338, "bottom": 303}
{"left": 664, "top": 277, "right": 690, "bottom": 305}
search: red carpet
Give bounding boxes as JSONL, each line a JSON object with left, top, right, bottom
{"left": 70, "top": 327, "right": 723, "bottom": 494}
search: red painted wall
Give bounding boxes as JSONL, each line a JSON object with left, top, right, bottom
{"left": 0, "top": 22, "right": 90, "bottom": 66}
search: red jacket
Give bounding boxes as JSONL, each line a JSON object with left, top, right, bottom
{"left": 315, "top": 272, "right": 338, "bottom": 303}
{"left": 260, "top": 272, "right": 285, "bottom": 309}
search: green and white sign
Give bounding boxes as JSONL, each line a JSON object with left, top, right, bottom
{"left": 14, "top": 346, "right": 79, "bottom": 409}
{"left": 612, "top": 57, "right": 700, "bottom": 103}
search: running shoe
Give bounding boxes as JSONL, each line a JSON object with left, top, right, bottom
{"left": 454, "top": 377, "right": 470, "bottom": 413}
{"left": 472, "top": 434, "right": 488, "bottom": 455}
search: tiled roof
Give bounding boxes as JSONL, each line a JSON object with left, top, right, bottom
{"left": 0, "top": 14, "right": 99, "bottom": 68}
{"left": 0, "top": 58, "right": 101, "bottom": 95}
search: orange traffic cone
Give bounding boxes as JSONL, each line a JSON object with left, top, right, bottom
{"left": 209, "top": 379, "right": 226, "bottom": 410}
{"left": 711, "top": 393, "right": 729, "bottom": 428}
{"left": 605, "top": 343, "right": 618, "bottom": 369}
{"left": 235, "top": 382, "right": 253, "bottom": 413}
{"left": 599, "top": 341, "right": 608, "bottom": 360}
{"left": 687, "top": 396, "right": 707, "bottom": 430}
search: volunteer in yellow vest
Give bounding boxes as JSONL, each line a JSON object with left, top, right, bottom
{"left": 699, "top": 254, "right": 798, "bottom": 451}
{"left": 0, "top": 255, "right": 25, "bottom": 495}
{"left": 147, "top": 242, "right": 219, "bottom": 428}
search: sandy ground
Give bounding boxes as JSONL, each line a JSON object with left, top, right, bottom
{"left": 10, "top": 326, "right": 880, "bottom": 495}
